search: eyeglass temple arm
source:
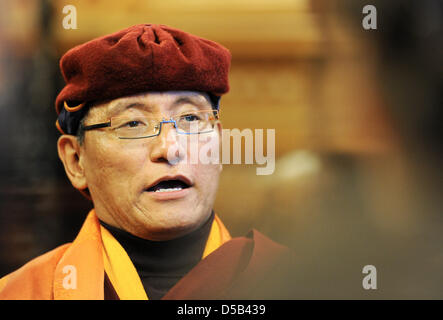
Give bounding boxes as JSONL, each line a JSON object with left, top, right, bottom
{"left": 83, "top": 121, "right": 111, "bottom": 131}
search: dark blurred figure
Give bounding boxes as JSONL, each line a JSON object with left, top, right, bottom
{"left": 347, "top": 0, "right": 442, "bottom": 157}
{"left": 0, "top": 0, "right": 91, "bottom": 277}
{"left": 249, "top": 0, "right": 442, "bottom": 299}
{"left": 277, "top": 0, "right": 443, "bottom": 298}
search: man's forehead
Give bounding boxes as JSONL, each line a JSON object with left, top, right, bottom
{"left": 91, "top": 91, "right": 212, "bottom": 117}
{"left": 111, "top": 91, "right": 209, "bottom": 107}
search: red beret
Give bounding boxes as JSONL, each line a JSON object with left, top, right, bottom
{"left": 55, "top": 24, "right": 231, "bottom": 134}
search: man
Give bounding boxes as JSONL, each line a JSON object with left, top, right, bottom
{"left": 0, "top": 24, "right": 294, "bottom": 300}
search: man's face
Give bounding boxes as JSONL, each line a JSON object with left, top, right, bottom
{"left": 79, "top": 91, "right": 222, "bottom": 240}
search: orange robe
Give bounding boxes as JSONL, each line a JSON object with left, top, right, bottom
{"left": 0, "top": 210, "right": 294, "bottom": 300}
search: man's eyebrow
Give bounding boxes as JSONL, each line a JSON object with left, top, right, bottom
{"left": 108, "top": 101, "right": 151, "bottom": 115}
{"left": 172, "top": 96, "right": 210, "bottom": 108}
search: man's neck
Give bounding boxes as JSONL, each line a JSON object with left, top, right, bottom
{"left": 99, "top": 211, "right": 215, "bottom": 299}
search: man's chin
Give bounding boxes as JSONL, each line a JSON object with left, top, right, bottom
{"left": 136, "top": 220, "right": 202, "bottom": 241}
{"left": 131, "top": 205, "right": 207, "bottom": 240}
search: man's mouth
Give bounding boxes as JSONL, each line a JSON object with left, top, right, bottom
{"left": 146, "top": 175, "right": 192, "bottom": 193}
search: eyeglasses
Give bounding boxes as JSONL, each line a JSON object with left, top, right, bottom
{"left": 82, "top": 110, "right": 219, "bottom": 139}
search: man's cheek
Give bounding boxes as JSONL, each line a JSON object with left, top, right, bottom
{"left": 194, "top": 133, "right": 220, "bottom": 165}
{"left": 195, "top": 165, "right": 220, "bottom": 188}
{"left": 110, "top": 152, "right": 146, "bottom": 175}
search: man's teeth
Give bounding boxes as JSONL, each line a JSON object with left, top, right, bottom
{"left": 155, "top": 187, "right": 183, "bottom": 193}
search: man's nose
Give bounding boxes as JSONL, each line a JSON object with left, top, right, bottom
{"left": 149, "top": 120, "right": 185, "bottom": 164}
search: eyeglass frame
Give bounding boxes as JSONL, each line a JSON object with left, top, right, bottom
{"left": 81, "top": 109, "right": 220, "bottom": 140}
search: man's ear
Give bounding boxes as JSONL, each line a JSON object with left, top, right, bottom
{"left": 57, "top": 135, "right": 88, "bottom": 190}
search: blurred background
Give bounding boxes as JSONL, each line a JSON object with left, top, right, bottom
{"left": 0, "top": 0, "right": 441, "bottom": 298}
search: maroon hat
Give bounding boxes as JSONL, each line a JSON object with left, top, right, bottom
{"left": 55, "top": 24, "right": 231, "bottom": 134}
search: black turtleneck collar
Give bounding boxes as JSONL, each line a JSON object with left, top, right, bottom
{"left": 99, "top": 211, "right": 214, "bottom": 300}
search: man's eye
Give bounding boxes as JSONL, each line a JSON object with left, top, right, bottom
{"left": 124, "top": 120, "right": 143, "bottom": 128}
{"left": 182, "top": 114, "right": 200, "bottom": 122}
